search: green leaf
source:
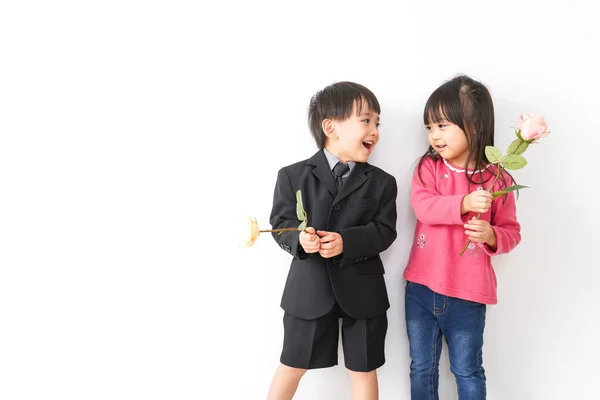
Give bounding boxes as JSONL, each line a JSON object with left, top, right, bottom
{"left": 296, "top": 203, "right": 304, "bottom": 221}
{"left": 502, "top": 154, "right": 528, "bottom": 170}
{"left": 492, "top": 184, "right": 529, "bottom": 198}
{"left": 507, "top": 138, "right": 529, "bottom": 155}
{"left": 298, "top": 220, "right": 306, "bottom": 231}
{"left": 485, "top": 146, "right": 503, "bottom": 164}
{"left": 296, "top": 190, "right": 305, "bottom": 221}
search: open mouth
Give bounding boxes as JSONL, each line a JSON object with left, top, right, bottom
{"left": 435, "top": 144, "right": 447, "bottom": 151}
{"left": 362, "top": 140, "right": 375, "bottom": 151}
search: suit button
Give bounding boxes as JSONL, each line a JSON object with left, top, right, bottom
{"left": 333, "top": 204, "right": 341, "bottom": 211}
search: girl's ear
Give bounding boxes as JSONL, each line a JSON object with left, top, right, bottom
{"left": 322, "top": 119, "right": 337, "bottom": 139}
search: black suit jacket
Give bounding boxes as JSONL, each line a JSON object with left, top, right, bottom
{"left": 270, "top": 149, "right": 398, "bottom": 319}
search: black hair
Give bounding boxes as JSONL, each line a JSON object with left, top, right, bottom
{"left": 417, "top": 74, "right": 514, "bottom": 194}
{"left": 308, "top": 81, "right": 380, "bottom": 148}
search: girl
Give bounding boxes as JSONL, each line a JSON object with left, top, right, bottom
{"left": 403, "top": 75, "right": 521, "bottom": 399}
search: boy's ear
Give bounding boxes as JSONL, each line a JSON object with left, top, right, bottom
{"left": 322, "top": 119, "right": 337, "bottom": 139}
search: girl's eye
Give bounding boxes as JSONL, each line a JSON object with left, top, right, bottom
{"left": 376, "top": 123, "right": 381, "bottom": 128}
{"left": 363, "top": 119, "right": 370, "bottom": 124}
{"left": 438, "top": 124, "right": 446, "bottom": 129}
{"left": 425, "top": 126, "right": 431, "bottom": 131}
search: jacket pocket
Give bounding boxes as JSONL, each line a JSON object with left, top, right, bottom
{"left": 356, "top": 264, "right": 385, "bottom": 275}
{"left": 355, "top": 256, "right": 384, "bottom": 275}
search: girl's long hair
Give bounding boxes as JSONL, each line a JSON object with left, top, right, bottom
{"left": 417, "top": 75, "right": 514, "bottom": 196}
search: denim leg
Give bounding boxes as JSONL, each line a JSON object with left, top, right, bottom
{"left": 405, "top": 282, "right": 443, "bottom": 400}
{"left": 440, "top": 297, "right": 487, "bottom": 400}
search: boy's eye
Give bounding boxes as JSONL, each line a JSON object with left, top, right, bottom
{"left": 425, "top": 126, "right": 431, "bottom": 131}
{"left": 362, "top": 118, "right": 380, "bottom": 128}
{"left": 438, "top": 124, "right": 446, "bottom": 129}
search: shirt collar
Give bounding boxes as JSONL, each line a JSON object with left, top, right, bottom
{"left": 323, "top": 147, "right": 355, "bottom": 173}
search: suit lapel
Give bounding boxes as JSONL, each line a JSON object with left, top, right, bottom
{"left": 307, "top": 149, "right": 372, "bottom": 202}
{"left": 334, "top": 162, "right": 370, "bottom": 204}
{"left": 308, "top": 150, "right": 337, "bottom": 197}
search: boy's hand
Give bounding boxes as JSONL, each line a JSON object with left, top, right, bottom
{"left": 299, "top": 227, "right": 320, "bottom": 253}
{"left": 316, "top": 230, "right": 343, "bottom": 258}
{"left": 461, "top": 189, "right": 493, "bottom": 214}
{"left": 464, "top": 217, "right": 497, "bottom": 248}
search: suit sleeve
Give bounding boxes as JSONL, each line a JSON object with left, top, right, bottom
{"left": 269, "top": 167, "right": 307, "bottom": 259}
{"left": 483, "top": 183, "right": 522, "bottom": 256}
{"left": 411, "top": 159, "right": 465, "bottom": 225}
{"left": 338, "top": 174, "right": 398, "bottom": 260}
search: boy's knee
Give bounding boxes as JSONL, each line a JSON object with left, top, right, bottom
{"left": 278, "top": 363, "right": 308, "bottom": 379}
{"left": 347, "top": 369, "right": 377, "bottom": 383}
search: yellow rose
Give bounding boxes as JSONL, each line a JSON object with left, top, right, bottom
{"left": 235, "top": 216, "right": 261, "bottom": 248}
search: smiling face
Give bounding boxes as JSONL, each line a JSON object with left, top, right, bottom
{"left": 426, "top": 119, "right": 470, "bottom": 167}
{"left": 421, "top": 76, "right": 496, "bottom": 171}
{"left": 322, "top": 99, "right": 380, "bottom": 163}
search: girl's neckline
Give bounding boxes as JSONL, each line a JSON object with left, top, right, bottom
{"left": 442, "top": 158, "right": 489, "bottom": 174}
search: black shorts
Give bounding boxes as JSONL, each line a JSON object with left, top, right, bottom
{"left": 280, "top": 304, "right": 387, "bottom": 372}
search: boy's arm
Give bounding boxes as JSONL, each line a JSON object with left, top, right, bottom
{"left": 411, "top": 160, "right": 466, "bottom": 225}
{"left": 337, "top": 175, "right": 398, "bottom": 260}
{"left": 483, "top": 190, "right": 521, "bottom": 256}
{"left": 269, "top": 168, "right": 307, "bottom": 259}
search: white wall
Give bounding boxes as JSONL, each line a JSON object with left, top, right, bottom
{"left": 1, "top": 1, "right": 598, "bottom": 399}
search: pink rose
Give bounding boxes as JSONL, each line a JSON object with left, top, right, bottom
{"left": 517, "top": 114, "right": 549, "bottom": 141}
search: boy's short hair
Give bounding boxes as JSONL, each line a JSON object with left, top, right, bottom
{"left": 308, "top": 81, "right": 381, "bottom": 148}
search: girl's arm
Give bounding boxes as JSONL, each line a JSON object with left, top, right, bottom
{"left": 411, "top": 159, "right": 465, "bottom": 225}
{"left": 483, "top": 186, "right": 521, "bottom": 256}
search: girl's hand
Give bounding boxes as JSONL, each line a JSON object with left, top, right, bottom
{"left": 299, "top": 227, "right": 320, "bottom": 253}
{"left": 464, "top": 217, "right": 497, "bottom": 248}
{"left": 316, "top": 230, "right": 344, "bottom": 258}
{"left": 462, "top": 190, "right": 493, "bottom": 214}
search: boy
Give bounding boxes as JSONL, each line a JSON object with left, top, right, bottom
{"left": 267, "top": 82, "right": 398, "bottom": 400}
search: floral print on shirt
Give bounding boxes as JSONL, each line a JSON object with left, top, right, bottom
{"left": 416, "top": 234, "right": 426, "bottom": 249}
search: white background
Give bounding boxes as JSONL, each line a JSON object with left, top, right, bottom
{"left": 1, "top": 1, "right": 598, "bottom": 399}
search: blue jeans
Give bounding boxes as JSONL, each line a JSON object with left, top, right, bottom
{"left": 405, "top": 281, "right": 487, "bottom": 400}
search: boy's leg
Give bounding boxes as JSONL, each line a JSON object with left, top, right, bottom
{"left": 267, "top": 364, "right": 306, "bottom": 400}
{"left": 347, "top": 370, "right": 379, "bottom": 400}
{"left": 440, "top": 297, "right": 486, "bottom": 400}
{"left": 268, "top": 310, "right": 339, "bottom": 399}
{"left": 340, "top": 305, "right": 387, "bottom": 400}
{"left": 405, "top": 281, "right": 443, "bottom": 400}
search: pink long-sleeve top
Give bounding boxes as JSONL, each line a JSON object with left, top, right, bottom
{"left": 403, "top": 156, "right": 521, "bottom": 304}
